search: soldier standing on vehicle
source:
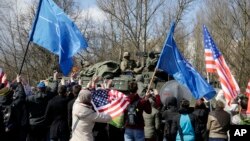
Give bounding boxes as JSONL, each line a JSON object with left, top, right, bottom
{"left": 120, "top": 52, "right": 137, "bottom": 73}
{"left": 146, "top": 51, "right": 158, "bottom": 72}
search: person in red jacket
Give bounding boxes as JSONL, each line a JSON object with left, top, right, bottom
{"left": 124, "top": 81, "right": 152, "bottom": 141}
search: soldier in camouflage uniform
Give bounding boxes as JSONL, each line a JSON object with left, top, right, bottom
{"left": 120, "top": 52, "right": 143, "bottom": 73}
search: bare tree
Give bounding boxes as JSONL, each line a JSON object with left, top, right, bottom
{"left": 0, "top": 0, "right": 87, "bottom": 84}
{"left": 96, "top": 0, "right": 195, "bottom": 65}
{"left": 0, "top": 0, "right": 196, "bottom": 85}
{"left": 193, "top": 0, "right": 250, "bottom": 88}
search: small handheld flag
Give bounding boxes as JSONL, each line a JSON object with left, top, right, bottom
{"left": 92, "top": 89, "right": 130, "bottom": 128}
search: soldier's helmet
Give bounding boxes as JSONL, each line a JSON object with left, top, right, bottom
{"left": 148, "top": 51, "right": 155, "bottom": 58}
{"left": 154, "top": 46, "right": 161, "bottom": 53}
{"left": 123, "top": 52, "right": 130, "bottom": 57}
{"left": 84, "top": 61, "right": 90, "bottom": 67}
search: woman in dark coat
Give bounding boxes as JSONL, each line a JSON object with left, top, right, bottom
{"left": 193, "top": 98, "right": 209, "bottom": 141}
{"left": 161, "top": 96, "right": 179, "bottom": 141}
{"left": 44, "top": 85, "right": 70, "bottom": 141}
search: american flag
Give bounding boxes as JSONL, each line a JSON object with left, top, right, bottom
{"left": 246, "top": 80, "right": 250, "bottom": 96}
{"left": 245, "top": 80, "right": 250, "bottom": 113}
{"left": 202, "top": 27, "right": 216, "bottom": 73}
{"left": 203, "top": 25, "right": 240, "bottom": 104}
{"left": 92, "top": 89, "right": 129, "bottom": 119}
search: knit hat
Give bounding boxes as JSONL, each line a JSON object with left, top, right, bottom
{"left": 0, "top": 87, "right": 13, "bottom": 104}
{"left": 37, "top": 81, "right": 46, "bottom": 88}
{"left": 0, "top": 87, "right": 12, "bottom": 96}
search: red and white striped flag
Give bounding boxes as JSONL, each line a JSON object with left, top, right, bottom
{"left": 203, "top": 26, "right": 240, "bottom": 105}
{"left": 204, "top": 47, "right": 216, "bottom": 73}
{"left": 246, "top": 80, "right": 250, "bottom": 96}
{"left": 245, "top": 80, "right": 250, "bottom": 113}
{"left": 92, "top": 89, "right": 130, "bottom": 128}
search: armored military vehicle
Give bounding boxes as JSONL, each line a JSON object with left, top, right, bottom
{"left": 78, "top": 51, "right": 171, "bottom": 95}
{"left": 76, "top": 50, "right": 197, "bottom": 106}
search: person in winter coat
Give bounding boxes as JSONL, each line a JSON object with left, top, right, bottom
{"left": 124, "top": 81, "right": 152, "bottom": 141}
{"left": 26, "top": 73, "right": 58, "bottom": 141}
{"left": 171, "top": 99, "right": 200, "bottom": 141}
{"left": 70, "top": 89, "right": 112, "bottom": 141}
{"left": 0, "top": 75, "right": 28, "bottom": 141}
{"left": 193, "top": 98, "right": 209, "bottom": 141}
{"left": 143, "top": 94, "right": 161, "bottom": 141}
{"left": 232, "top": 97, "right": 250, "bottom": 125}
{"left": 207, "top": 100, "right": 230, "bottom": 141}
{"left": 44, "top": 84, "right": 70, "bottom": 141}
{"left": 161, "top": 96, "right": 179, "bottom": 141}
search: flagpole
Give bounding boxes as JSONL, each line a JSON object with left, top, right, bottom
{"left": 19, "top": 0, "right": 43, "bottom": 75}
{"left": 206, "top": 72, "right": 213, "bottom": 111}
{"left": 206, "top": 72, "right": 210, "bottom": 83}
{"left": 19, "top": 41, "right": 31, "bottom": 75}
{"left": 146, "top": 67, "right": 157, "bottom": 95}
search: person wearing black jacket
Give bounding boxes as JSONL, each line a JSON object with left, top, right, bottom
{"left": 44, "top": 84, "right": 70, "bottom": 141}
{"left": 0, "top": 75, "right": 28, "bottom": 141}
{"left": 193, "top": 98, "right": 209, "bottom": 141}
{"left": 162, "top": 96, "right": 179, "bottom": 141}
{"left": 26, "top": 73, "right": 58, "bottom": 141}
{"left": 0, "top": 75, "right": 14, "bottom": 140}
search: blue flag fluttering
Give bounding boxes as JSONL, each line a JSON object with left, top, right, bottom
{"left": 29, "top": 0, "right": 88, "bottom": 75}
{"left": 156, "top": 22, "right": 216, "bottom": 100}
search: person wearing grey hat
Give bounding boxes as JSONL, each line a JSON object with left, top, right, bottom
{"left": 70, "top": 89, "right": 111, "bottom": 141}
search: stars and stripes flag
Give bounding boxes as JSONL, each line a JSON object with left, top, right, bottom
{"left": 203, "top": 25, "right": 240, "bottom": 105}
{"left": 91, "top": 89, "right": 129, "bottom": 128}
{"left": 202, "top": 30, "right": 216, "bottom": 73}
{"left": 246, "top": 80, "right": 250, "bottom": 96}
{"left": 245, "top": 80, "right": 250, "bottom": 113}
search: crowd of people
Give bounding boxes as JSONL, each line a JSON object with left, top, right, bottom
{"left": 0, "top": 61, "right": 249, "bottom": 141}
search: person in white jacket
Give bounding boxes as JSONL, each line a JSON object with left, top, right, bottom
{"left": 70, "top": 89, "right": 112, "bottom": 141}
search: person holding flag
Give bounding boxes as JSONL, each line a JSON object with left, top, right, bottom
{"left": 70, "top": 86, "right": 112, "bottom": 141}
{"left": 123, "top": 81, "right": 152, "bottom": 141}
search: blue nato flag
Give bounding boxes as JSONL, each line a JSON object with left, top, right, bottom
{"left": 29, "top": 0, "right": 88, "bottom": 76}
{"left": 156, "top": 22, "right": 216, "bottom": 100}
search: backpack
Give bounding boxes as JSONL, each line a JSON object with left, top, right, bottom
{"left": 127, "top": 100, "right": 139, "bottom": 126}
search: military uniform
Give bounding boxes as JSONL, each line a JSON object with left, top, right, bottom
{"left": 146, "top": 52, "right": 158, "bottom": 71}
{"left": 120, "top": 52, "right": 137, "bottom": 73}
